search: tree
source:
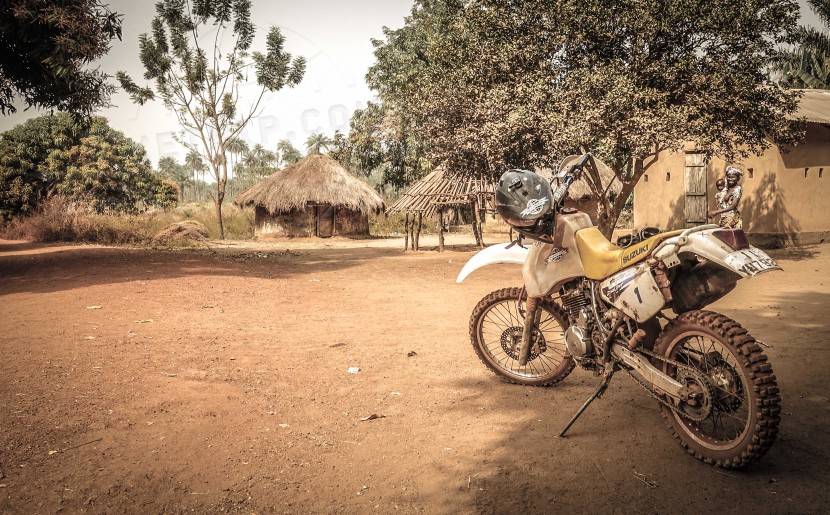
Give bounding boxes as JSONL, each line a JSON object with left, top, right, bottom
{"left": 368, "top": 0, "right": 802, "bottom": 236}
{"left": 230, "top": 143, "right": 277, "bottom": 193}
{"left": 778, "top": 0, "right": 830, "bottom": 88}
{"left": 0, "top": 114, "right": 175, "bottom": 220}
{"left": 184, "top": 149, "right": 207, "bottom": 201}
{"left": 223, "top": 136, "right": 249, "bottom": 197}
{"left": 0, "top": 0, "right": 122, "bottom": 116}
{"left": 224, "top": 136, "right": 249, "bottom": 178}
{"left": 157, "top": 156, "right": 191, "bottom": 202}
{"left": 328, "top": 130, "right": 353, "bottom": 169}
{"left": 117, "top": 0, "right": 305, "bottom": 238}
{"left": 350, "top": 102, "right": 430, "bottom": 191}
{"left": 305, "top": 133, "right": 332, "bottom": 155}
{"left": 241, "top": 144, "right": 277, "bottom": 177}
{"left": 276, "top": 139, "right": 302, "bottom": 167}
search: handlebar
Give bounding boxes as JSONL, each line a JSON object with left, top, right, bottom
{"left": 551, "top": 175, "right": 574, "bottom": 207}
{"left": 551, "top": 153, "right": 591, "bottom": 209}
{"left": 574, "top": 152, "right": 591, "bottom": 171}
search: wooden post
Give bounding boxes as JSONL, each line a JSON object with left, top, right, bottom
{"left": 472, "top": 198, "right": 484, "bottom": 248}
{"left": 404, "top": 212, "right": 410, "bottom": 250}
{"left": 438, "top": 207, "right": 445, "bottom": 252}
{"left": 415, "top": 212, "right": 422, "bottom": 251}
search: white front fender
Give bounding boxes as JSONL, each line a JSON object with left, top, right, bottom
{"left": 456, "top": 243, "right": 529, "bottom": 283}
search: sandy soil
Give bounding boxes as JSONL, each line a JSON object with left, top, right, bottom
{"left": 1, "top": 233, "right": 829, "bottom": 514}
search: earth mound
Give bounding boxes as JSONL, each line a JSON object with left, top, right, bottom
{"left": 151, "top": 220, "right": 209, "bottom": 245}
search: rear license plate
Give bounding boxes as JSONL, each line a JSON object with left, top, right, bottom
{"left": 724, "top": 248, "right": 781, "bottom": 276}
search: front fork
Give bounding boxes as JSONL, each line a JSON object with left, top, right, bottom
{"left": 518, "top": 295, "right": 542, "bottom": 366}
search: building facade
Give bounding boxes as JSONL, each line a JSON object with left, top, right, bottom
{"left": 633, "top": 91, "right": 830, "bottom": 247}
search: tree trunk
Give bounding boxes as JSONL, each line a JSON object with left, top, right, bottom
{"left": 215, "top": 163, "right": 227, "bottom": 239}
{"left": 472, "top": 198, "right": 484, "bottom": 248}
{"left": 596, "top": 157, "right": 646, "bottom": 238}
{"left": 215, "top": 181, "right": 225, "bottom": 240}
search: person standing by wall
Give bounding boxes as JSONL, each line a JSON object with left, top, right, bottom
{"left": 708, "top": 166, "right": 744, "bottom": 229}
{"left": 711, "top": 177, "right": 727, "bottom": 227}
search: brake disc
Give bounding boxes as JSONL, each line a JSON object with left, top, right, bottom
{"left": 500, "top": 327, "right": 543, "bottom": 361}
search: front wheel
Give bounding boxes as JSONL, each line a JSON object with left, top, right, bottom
{"left": 469, "top": 287, "right": 574, "bottom": 386}
{"left": 655, "top": 310, "right": 781, "bottom": 468}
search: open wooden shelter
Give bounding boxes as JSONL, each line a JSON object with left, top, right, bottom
{"left": 234, "top": 154, "right": 385, "bottom": 238}
{"left": 388, "top": 167, "right": 495, "bottom": 251}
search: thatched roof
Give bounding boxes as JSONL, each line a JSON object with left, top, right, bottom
{"left": 234, "top": 154, "right": 385, "bottom": 214}
{"left": 388, "top": 167, "right": 494, "bottom": 217}
{"left": 541, "top": 155, "right": 622, "bottom": 201}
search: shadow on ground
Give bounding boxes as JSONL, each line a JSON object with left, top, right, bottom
{"left": 436, "top": 289, "right": 830, "bottom": 514}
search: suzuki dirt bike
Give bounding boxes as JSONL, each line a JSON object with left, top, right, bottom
{"left": 457, "top": 154, "right": 782, "bottom": 468}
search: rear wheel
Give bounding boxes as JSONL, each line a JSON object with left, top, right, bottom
{"left": 469, "top": 288, "right": 574, "bottom": 386}
{"left": 655, "top": 310, "right": 781, "bottom": 468}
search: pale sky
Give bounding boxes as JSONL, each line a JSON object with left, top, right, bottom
{"left": 0, "top": 0, "right": 415, "bottom": 166}
{"left": 0, "top": 1, "right": 822, "bottom": 167}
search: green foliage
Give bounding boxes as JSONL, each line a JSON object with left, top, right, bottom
{"left": 0, "top": 114, "right": 176, "bottom": 221}
{"left": 368, "top": 211, "right": 407, "bottom": 237}
{"left": 777, "top": 0, "right": 830, "bottom": 88}
{"left": 368, "top": 0, "right": 803, "bottom": 234}
{"left": 157, "top": 156, "right": 191, "bottom": 201}
{"left": 117, "top": 0, "right": 305, "bottom": 238}
{"left": 276, "top": 139, "right": 302, "bottom": 166}
{"left": 334, "top": 102, "right": 430, "bottom": 192}
{"left": 0, "top": 0, "right": 122, "bottom": 116}
{"left": 238, "top": 144, "right": 276, "bottom": 180}
{"left": 305, "top": 133, "right": 332, "bottom": 155}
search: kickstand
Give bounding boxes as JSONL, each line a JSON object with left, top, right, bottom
{"left": 558, "top": 364, "right": 616, "bottom": 438}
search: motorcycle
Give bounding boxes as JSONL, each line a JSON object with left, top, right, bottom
{"left": 457, "top": 153, "right": 782, "bottom": 468}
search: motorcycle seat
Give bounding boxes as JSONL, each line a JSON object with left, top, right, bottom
{"left": 574, "top": 228, "right": 684, "bottom": 280}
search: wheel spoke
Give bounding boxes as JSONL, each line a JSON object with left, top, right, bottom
{"left": 474, "top": 292, "right": 572, "bottom": 383}
{"left": 656, "top": 312, "right": 781, "bottom": 467}
{"left": 673, "top": 332, "right": 752, "bottom": 447}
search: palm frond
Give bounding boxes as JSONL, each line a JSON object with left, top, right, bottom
{"left": 809, "top": 0, "right": 830, "bottom": 28}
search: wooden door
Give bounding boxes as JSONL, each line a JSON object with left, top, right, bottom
{"left": 316, "top": 204, "right": 335, "bottom": 238}
{"left": 684, "top": 152, "right": 707, "bottom": 228}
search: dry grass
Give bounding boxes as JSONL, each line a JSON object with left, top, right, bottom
{"left": 370, "top": 212, "right": 409, "bottom": 236}
{"left": 0, "top": 198, "right": 255, "bottom": 245}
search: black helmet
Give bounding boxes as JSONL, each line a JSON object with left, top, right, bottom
{"left": 495, "top": 169, "right": 553, "bottom": 228}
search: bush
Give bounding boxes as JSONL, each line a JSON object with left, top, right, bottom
{"left": 1, "top": 197, "right": 158, "bottom": 244}
{"left": 0, "top": 114, "right": 176, "bottom": 221}
{"left": 369, "top": 211, "right": 407, "bottom": 236}
{"left": 197, "top": 203, "right": 255, "bottom": 240}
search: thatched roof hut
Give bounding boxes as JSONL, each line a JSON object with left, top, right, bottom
{"left": 541, "top": 155, "right": 622, "bottom": 201}
{"left": 234, "top": 154, "right": 384, "bottom": 238}
{"left": 540, "top": 156, "right": 623, "bottom": 223}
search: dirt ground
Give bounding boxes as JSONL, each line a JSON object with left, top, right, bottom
{"left": 1, "top": 232, "right": 829, "bottom": 514}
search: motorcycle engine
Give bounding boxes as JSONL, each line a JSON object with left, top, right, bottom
{"left": 564, "top": 308, "right": 593, "bottom": 357}
{"left": 561, "top": 283, "right": 595, "bottom": 358}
